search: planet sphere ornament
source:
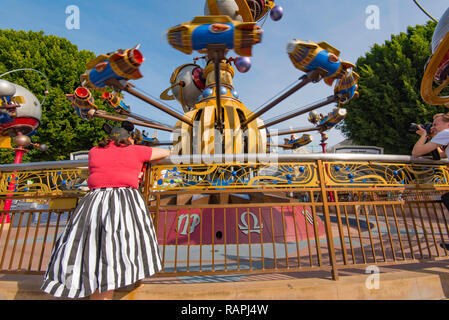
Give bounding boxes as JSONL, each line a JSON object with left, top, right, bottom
{"left": 13, "top": 134, "right": 31, "bottom": 148}
{"left": 235, "top": 56, "right": 252, "bottom": 73}
{"left": 270, "top": 5, "right": 283, "bottom": 21}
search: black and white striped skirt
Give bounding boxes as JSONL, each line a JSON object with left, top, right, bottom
{"left": 41, "top": 187, "right": 161, "bottom": 298}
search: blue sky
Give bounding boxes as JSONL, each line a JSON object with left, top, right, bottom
{"left": 1, "top": 0, "right": 448, "bottom": 152}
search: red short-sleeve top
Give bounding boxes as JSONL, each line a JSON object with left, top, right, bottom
{"left": 87, "top": 142, "right": 153, "bottom": 190}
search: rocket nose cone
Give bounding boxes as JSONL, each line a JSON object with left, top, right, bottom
{"left": 102, "top": 92, "right": 112, "bottom": 99}
{"left": 286, "top": 40, "right": 299, "bottom": 54}
{"left": 75, "top": 87, "right": 90, "bottom": 99}
{"left": 128, "top": 49, "right": 144, "bottom": 66}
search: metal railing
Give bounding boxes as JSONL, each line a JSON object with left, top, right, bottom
{"left": 0, "top": 154, "right": 448, "bottom": 280}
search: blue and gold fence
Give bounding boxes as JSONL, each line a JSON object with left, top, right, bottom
{"left": 0, "top": 154, "right": 448, "bottom": 280}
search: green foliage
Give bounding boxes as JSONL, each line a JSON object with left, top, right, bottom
{"left": 339, "top": 21, "right": 448, "bottom": 155}
{"left": 0, "top": 29, "right": 114, "bottom": 163}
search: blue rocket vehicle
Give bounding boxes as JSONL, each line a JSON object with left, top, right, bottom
{"left": 318, "top": 108, "right": 347, "bottom": 131}
{"left": 283, "top": 133, "right": 313, "bottom": 149}
{"left": 334, "top": 69, "right": 359, "bottom": 104}
{"left": 167, "top": 15, "right": 262, "bottom": 56}
{"left": 66, "top": 87, "right": 97, "bottom": 120}
{"left": 287, "top": 39, "right": 355, "bottom": 86}
{"left": 134, "top": 129, "right": 159, "bottom": 146}
{"left": 80, "top": 46, "right": 144, "bottom": 92}
{"left": 101, "top": 92, "right": 130, "bottom": 114}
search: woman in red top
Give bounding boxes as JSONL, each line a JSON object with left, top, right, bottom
{"left": 41, "top": 123, "right": 170, "bottom": 299}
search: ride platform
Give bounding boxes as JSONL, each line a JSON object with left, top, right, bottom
{"left": 0, "top": 259, "right": 448, "bottom": 300}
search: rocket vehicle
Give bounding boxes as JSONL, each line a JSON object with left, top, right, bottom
{"left": 133, "top": 129, "right": 159, "bottom": 146}
{"left": 334, "top": 69, "right": 360, "bottom": 104}
{"left": 167, "top": 15, "right": 262, "bottom": 57}
{"left": 66, "top": 87, "right": 97, "bottom": 120}
{"left": 131, "top": 128, "right": 155, "bottom": 145}
{"left": 283, "top": 133, "right": 313, "bottom": 149}
{"left": 80, "top": 46, "right": 144, "bottom": 92}
{"left": 307, "top": 111, "right": 321, "bottom": 125}
{"left": 318, "top": 108, "right": 347, "bottom": 131}
{"left": 101, "top": 91, "right": 130, "bottom": 114}
{"left": 287, "top": 39, "right": 355, "bottom": 86}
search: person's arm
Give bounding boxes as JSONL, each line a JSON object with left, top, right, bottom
{"left": 150, "top": 147, "right": 171, "bottom": 162}
{"left": 411, "top": 125, "right": 438, "bottom": 157}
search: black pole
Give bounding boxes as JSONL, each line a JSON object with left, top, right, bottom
{"left": 104, "top": 78, "right": 193, "bottom": 126}
{"left": 267, "top": 126, "right": 320, "bottom": 137}
{"left": 260, "top": 95, "right": 338, "bottom": 129}
{"left": 214, "top": 50, "right": 223, "bottom": 132}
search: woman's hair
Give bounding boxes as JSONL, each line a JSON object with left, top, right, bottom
{"left": 97, "top": 135, "right": 132, "bottom": 148}
{"left": 433, "top": 113, "right": 449, "bottom": 122}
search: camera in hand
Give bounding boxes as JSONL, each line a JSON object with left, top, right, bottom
{"left": 409, "top": 123, "right": 433, "bottom": 135}
{"left": 409, "top": 122, "right": 440, "bottom": 160}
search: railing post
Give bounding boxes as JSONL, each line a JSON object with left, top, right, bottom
{"left": 143, "top": 163, "right": 159, "bottom": 230}
{"left": 317, "top": 160, "right": 339, "bottom": 280}
{"left": 142, "top": 162, "right": 151, "bottom": 204}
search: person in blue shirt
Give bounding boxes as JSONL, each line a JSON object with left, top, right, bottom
{"left": 412, "top": 112, "right": 449, "bottom": 251}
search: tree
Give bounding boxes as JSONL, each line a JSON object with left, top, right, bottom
{"left": 339, "top": 21, "right": 449, "bottom": 155}
{"left": 0, "top": 29, "right": 114, "bottom": 163}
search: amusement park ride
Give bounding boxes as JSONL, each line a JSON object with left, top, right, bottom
{"left": 0, "top": 69, "right": 48, "bottom": 224}
{"left": 61, "top": 0, "right": 360, "bottom": 244}
{"left": 1, "top": 1, "right": 449, "bottom": 242}
{"left": 65, "top": 0, "right": 359, "bottom": 157}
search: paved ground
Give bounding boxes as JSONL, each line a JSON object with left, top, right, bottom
{"left": 0, "top": 258, "right": 448, "bottom": 300}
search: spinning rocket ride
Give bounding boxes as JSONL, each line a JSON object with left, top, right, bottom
{"left": 68, "top": 0, "right": 359, "bottom": 154}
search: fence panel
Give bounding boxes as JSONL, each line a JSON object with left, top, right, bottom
{"left": 0, "top": 154, "right": 448, "bottom": 280}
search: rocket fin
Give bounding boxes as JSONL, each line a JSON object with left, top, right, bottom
{"left": 341, "top": 61, "right": 356, "bottom": 70}
{"left": 86, "top": 54, "right": 109, "bottom": 70}
{"left": 317, "top": 42, "right": 340, "bottom": 56}
{"left": 295, "top": 41, "right": 318, "bottom": 49}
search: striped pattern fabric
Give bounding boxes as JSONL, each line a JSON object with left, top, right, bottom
{"left": 41, "top": 187, "right": 161, "bottom": 298}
